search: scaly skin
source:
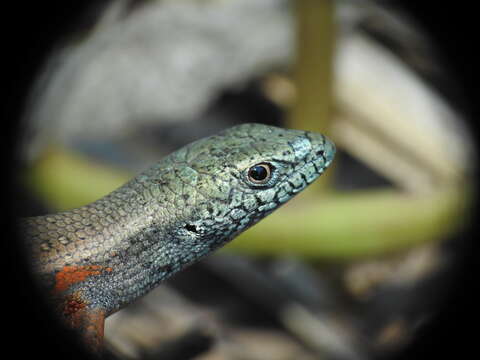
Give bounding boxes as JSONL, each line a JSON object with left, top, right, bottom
{"left": 20, "top": 123, "right": 335, "bottom": 351}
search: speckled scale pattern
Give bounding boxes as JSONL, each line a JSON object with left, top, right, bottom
{"left": 20, "top": 123, "right": 335, "bottom": 315}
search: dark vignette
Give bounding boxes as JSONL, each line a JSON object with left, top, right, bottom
{"left": 3, "top": 2, "right": 477, "bottom": 359}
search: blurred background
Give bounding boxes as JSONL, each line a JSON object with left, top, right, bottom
{"left": 5, "top": 1, "right": 477, "bottom": 359}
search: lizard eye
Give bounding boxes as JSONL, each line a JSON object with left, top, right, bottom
{"left": 247, "top": 163, "right": 273, "bottom": 184}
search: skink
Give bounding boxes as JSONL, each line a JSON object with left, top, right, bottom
{"left": 20, "top": 123, "right": 335, "bottom": 351}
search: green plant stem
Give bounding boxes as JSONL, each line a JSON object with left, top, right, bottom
{"left": 24, "top": 147, "right": 468, "bottom": 261}
{"left": 289, "top": 0, "right": 336, "bottom": 193}
{"left": 226, "top": 187, "right": 468, "bottom": 260}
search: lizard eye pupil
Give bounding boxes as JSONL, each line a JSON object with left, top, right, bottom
{"left": 248, "top": 163, "right": 272, "bottom": 183}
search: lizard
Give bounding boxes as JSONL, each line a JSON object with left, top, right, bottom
{"left": 19, "top": 123, "right": 335, "bottom": 352}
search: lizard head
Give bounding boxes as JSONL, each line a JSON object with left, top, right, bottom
{"left": 147, "top": 123, "right": 335, "bottom": 267}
